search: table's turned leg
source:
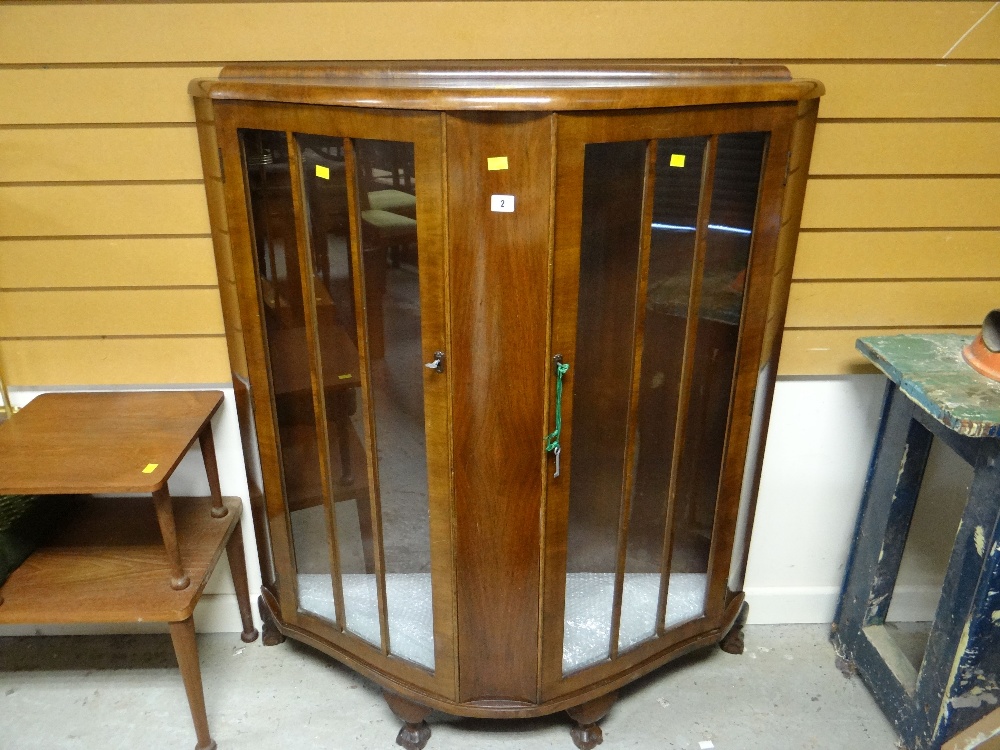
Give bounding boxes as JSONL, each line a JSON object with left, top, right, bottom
{"left": 152, "top": 486, "right": 191, "bottom": 590}
{"left": 169, "top": 616, "right": 218, "bottom": 750}
{"left": 198, "top": 425, "right": 227, "bottom": 519}
{"left": 226, "top": 520, "right": 260, "bottom": 644}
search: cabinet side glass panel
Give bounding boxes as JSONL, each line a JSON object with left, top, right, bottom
{"left": 666, "top": 131, "right": 767, "bottom": 627}
{"left": 563, "top": 141, "right": 647, "bottom": 675}
{"left": 618, "top": 137, "right": 707, "bottom": 652}
{"left": 354, "top": 138, "right": 435, "bottom": 671}
{"left": 292, "top": 134, "right": 371, "bottom": 633}
{"left": 240, "top": 129, "right": 334, "bottom": 621}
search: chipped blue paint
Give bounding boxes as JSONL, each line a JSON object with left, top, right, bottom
{"left": 833, "top": 345, "right": 1000, "bottom": 750}
{"left": 858, "top": 335, "right": 1000, "bottom": 438}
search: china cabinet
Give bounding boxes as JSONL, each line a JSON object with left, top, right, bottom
{"left": 191, "top": 61, "right": 822, "bottom": 748}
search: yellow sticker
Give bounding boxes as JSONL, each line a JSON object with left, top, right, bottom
{"left": 142, "top": 463, "right": 159, "bottom": 474}
{"left": 337, "top": 373, "right": 352, "bottom": 380}
{"left": 669, "top": 154, "right": 686, "bottom": 168}
{"left": 316, "top": 164, "right": 330, "bottom": 179}
{"left": 487, "top": 156, "right": 509, "bottom": 171}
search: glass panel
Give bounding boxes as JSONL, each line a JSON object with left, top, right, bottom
{"left": 563, "top": 141, "right": 647, "bottom": 674}
{"left": 618, "top": 137, "right": 707, "bottom": 652}
{"left": 885, "top": 436, "right": 973, "bottom": 676}
{"left": 665, "top": 131, "right": 766, "bottom": 628}
{"left": 354, "top": 138, "right": 434, "bottom": 670}
{"left": 240, "top": 129, "right": 337, "bottom": 623}
{"left": 288, "top": 134, "right": 371, "bottom": 635}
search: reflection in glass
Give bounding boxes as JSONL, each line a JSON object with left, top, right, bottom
{"left": 885, "top": 435, "right": 973, "bottom": 678}
{"left": 666, "top": 132, "right": 766, "bottom": 625}
{"left": 563, "top": 141, "right": 647, "bottom": 673}
{"left": 355, "top": 139, "right": 434, "bottom": 670}
{"left": 240, "top": 129, "right": 338, "bottom": 624}
{"left": 294, "top": 134, "right": 378, "bottom": 642}
{"left": 618, "top": 137, "right": 707, "bottom": 652}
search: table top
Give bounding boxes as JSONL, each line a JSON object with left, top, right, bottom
{"left": 0, "top": 495, "right": 241, "bottom": 624}
{"left": 0, "top": 390, "right": 223, "bottom": 494}
{"left": 857, "top": 334, "right": 1000, "bottom": 438}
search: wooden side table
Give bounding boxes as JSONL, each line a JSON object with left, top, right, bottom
{"left": 0, "top": 391, "right": 259, "bottom": 750}
{"left": 833, "top": 335, "right": 1000, "bottom": 750}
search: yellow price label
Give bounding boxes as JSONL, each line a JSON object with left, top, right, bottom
{"left": 487, "top": 156, "right": 509, "bottom": 171}
{"left": 142, "top": 463, "right": 159, "bottom": 474}
{"left": 316, "top": 165, "right": 330, "bottom": 179}
{"left": 669, "top": 154, "right": 686, "bottom": 168}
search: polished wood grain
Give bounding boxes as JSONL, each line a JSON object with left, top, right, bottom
{"left": 447, "top": 111, "right": 552, "bottom": 705}
{"left": 201, "top": 64, "right": 820, "bottom": 726}
{"left": 0, "top": 390, "right": 222, "bottom": 494}
{"left": 0, "top": 496, "right": 241, "bottom": 623}
{"left": 0, "top": 494, "right": 251, "bottom": 750}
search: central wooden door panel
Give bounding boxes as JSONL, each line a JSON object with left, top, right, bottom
{"left": 447, "top": 112, "right": 553, "bottom": 705}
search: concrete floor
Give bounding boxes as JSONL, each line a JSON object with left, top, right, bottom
{"left": 0, "top": 625, "right": 900, "bottom": 750}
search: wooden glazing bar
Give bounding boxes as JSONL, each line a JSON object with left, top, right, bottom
{"left": 213, "top": 110, "right": 299, "bottom": 625}
{"left": 655, "top": 135, "right": 717, "bottom": 636}
{"left": 608, "top": 140, "right": 658, "bottom": 659}
{"left": 343, "top": 137, "right": 391, "bottom": 656}
{"left": 285, "top": 131, "right": 347, "bottom": 632}
{"left": 702, "top": 124, "right": 790, "bottom": 620}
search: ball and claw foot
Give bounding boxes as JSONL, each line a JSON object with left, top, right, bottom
{"left": 384, "top": 690, "right": 433, "bottom": 750}
{"left": 566, "top": 691, "right": 617, "bottom": 750}
{"left": 258, "top": 595, "right": 285, "bottom": 646}
{"left": 395, "top": 720, "right": 432, "bottom": 750}
{"left": 720, "top": 602, "right": 749, "bottom": 655}
{"left": 569, "top": 722, "right": 604, "bottom": 750}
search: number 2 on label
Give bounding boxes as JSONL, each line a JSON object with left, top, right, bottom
{"left": 491, "top": 194, "right": 515, "bottom": 213}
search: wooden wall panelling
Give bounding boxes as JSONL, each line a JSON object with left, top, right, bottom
{"left": 0, "top": 337, "right": 230, "bottom": 386}
{"left": 810, "top": 123, "right": 1000, "bottom": 176}
{"left": 0, "top": 238, "right": 218, "bottom": 288}
{"left": 0, "top": 184, "right": 211, "bottom": 237}
{"left": 794, "top": 230, "right": 1000, "bottom": 280}
{"left": 1, "top": 3, "right": 996, "bottom": 63}
{"left": 0, "top": 67, "right": 220, "bottom": 125}
{"left": 0, "top": 289, "right": 225, "bottom": 337}
{"left": 778, "top": 328, "right": 981, "bottom": 376}
{"left": 800, "top": 178, "right": 1000, "bottom": 230}
{"left": 0, "top": 126, "right": 203, "bottom": 182}
{"left": 1, "top": 2, "right": 998, "bottom": 385}
{"left": 788, "top": 64, "right": 1000, "bottom": 119}
{"left": 786, "top": 280, "right": 1000, "bottom": 328}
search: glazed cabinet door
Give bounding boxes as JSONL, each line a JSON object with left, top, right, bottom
{"left": 215, "top": 103, "right": 455, "bottom": 697}
{"left": 542, "top": 105, "right": 795, "bottom": 697}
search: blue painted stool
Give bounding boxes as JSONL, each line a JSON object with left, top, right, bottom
{"left": 833, "top": 334, "right": 1000, "bottom": 750}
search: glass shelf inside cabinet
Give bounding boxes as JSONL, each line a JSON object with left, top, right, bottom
{"left": 562, "top": 131, "right": 767, "bottom": 675}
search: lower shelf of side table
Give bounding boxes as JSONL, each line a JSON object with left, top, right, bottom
{"left": 0, "top": 495, "right": 242, "bottom": 624}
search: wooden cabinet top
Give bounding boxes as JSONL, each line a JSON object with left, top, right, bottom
{"left": 190, "top": 60, "right": 824, "bottom": 112}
